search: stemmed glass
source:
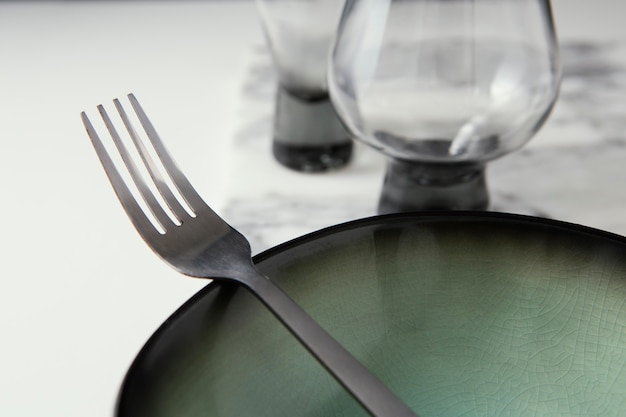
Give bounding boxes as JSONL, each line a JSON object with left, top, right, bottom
{"left": 328, "top": 0, "right": 561, "bottom": 213}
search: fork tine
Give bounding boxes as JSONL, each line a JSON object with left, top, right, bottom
{"left": 114, "top": 98, "right": 190, "bottom": 222}
{"left": 127, "top": 93, "right": 208, "bottom": 214}
{"left": 81, "top": 111, "right": 160, "bottom": 237}
{"left": 97, "top": 104, "right": 174, "bottom": 232}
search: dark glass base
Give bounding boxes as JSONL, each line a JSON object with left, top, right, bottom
{"left": 378, "top": 159, "right": 489, "bottom": 214}
{"left": 271, "top": 87, "right": 353, "bottom": 173}
{"left": 273, "top": 141, "right": 353, "bottom": 173}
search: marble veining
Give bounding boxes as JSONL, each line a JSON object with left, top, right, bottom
{"left": 224, "top": 41, "right": 626, "bottom": 254}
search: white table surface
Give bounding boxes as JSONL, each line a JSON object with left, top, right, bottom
{"left": 1, "top": 1, "right": 626, "bottom": 417}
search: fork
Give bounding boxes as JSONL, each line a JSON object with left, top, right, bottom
{"left": 81, "top": 94, "right": 418, "bottom": 417}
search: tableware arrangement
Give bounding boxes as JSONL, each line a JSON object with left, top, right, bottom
{"left": 114, "top": 211, "right": 626, "bottom": 417}
{"left": 81, "top": 94, "right": 416, "bottom": 417}
{"left": 256, "top": 0, "right": 353, "bottom": 172}
{"left": 78, "top": 3, "right": 624, "bottom": 417}
{"left": 328, "top": 0, "right": 562, "bottom": 213}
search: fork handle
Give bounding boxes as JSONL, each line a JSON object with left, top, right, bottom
{"left": 246, "top": 271, "right": 419, "bottom": 417}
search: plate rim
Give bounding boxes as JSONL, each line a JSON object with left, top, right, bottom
{"left": 255, "top": 210, "right": 626, "bottom": 264}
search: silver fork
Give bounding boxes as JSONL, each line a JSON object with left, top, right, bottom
{"left": 81, "top": 94, "right": 418, "bottom": 417}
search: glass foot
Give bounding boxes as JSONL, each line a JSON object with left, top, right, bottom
{"left": 378, "top": 159, "right": 489, "bottom": 214}
{"left": 273, "top": 141, "right": 353, "bottom": 173}
{"left": 272, "top": 88, "right": 353, "bottom": 172}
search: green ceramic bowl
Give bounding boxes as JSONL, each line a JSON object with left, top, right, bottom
{"left": 116, "top": 212, "right": 626, "bottom": 417}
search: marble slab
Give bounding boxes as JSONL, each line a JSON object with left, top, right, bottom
{"left": 223, "top": 38, "right": 626, "bottom": 254}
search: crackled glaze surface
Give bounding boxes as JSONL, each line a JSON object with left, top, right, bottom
{"left": 117, "top": 214, "right": 626, "bottom": 417}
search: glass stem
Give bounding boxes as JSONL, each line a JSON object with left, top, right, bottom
{"left": 378, "top": 158, "right": 489, "bottom": 214}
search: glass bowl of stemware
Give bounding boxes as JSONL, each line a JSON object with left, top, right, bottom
{"left": 328, "top": 0, "right": 561, "bottom": 213}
